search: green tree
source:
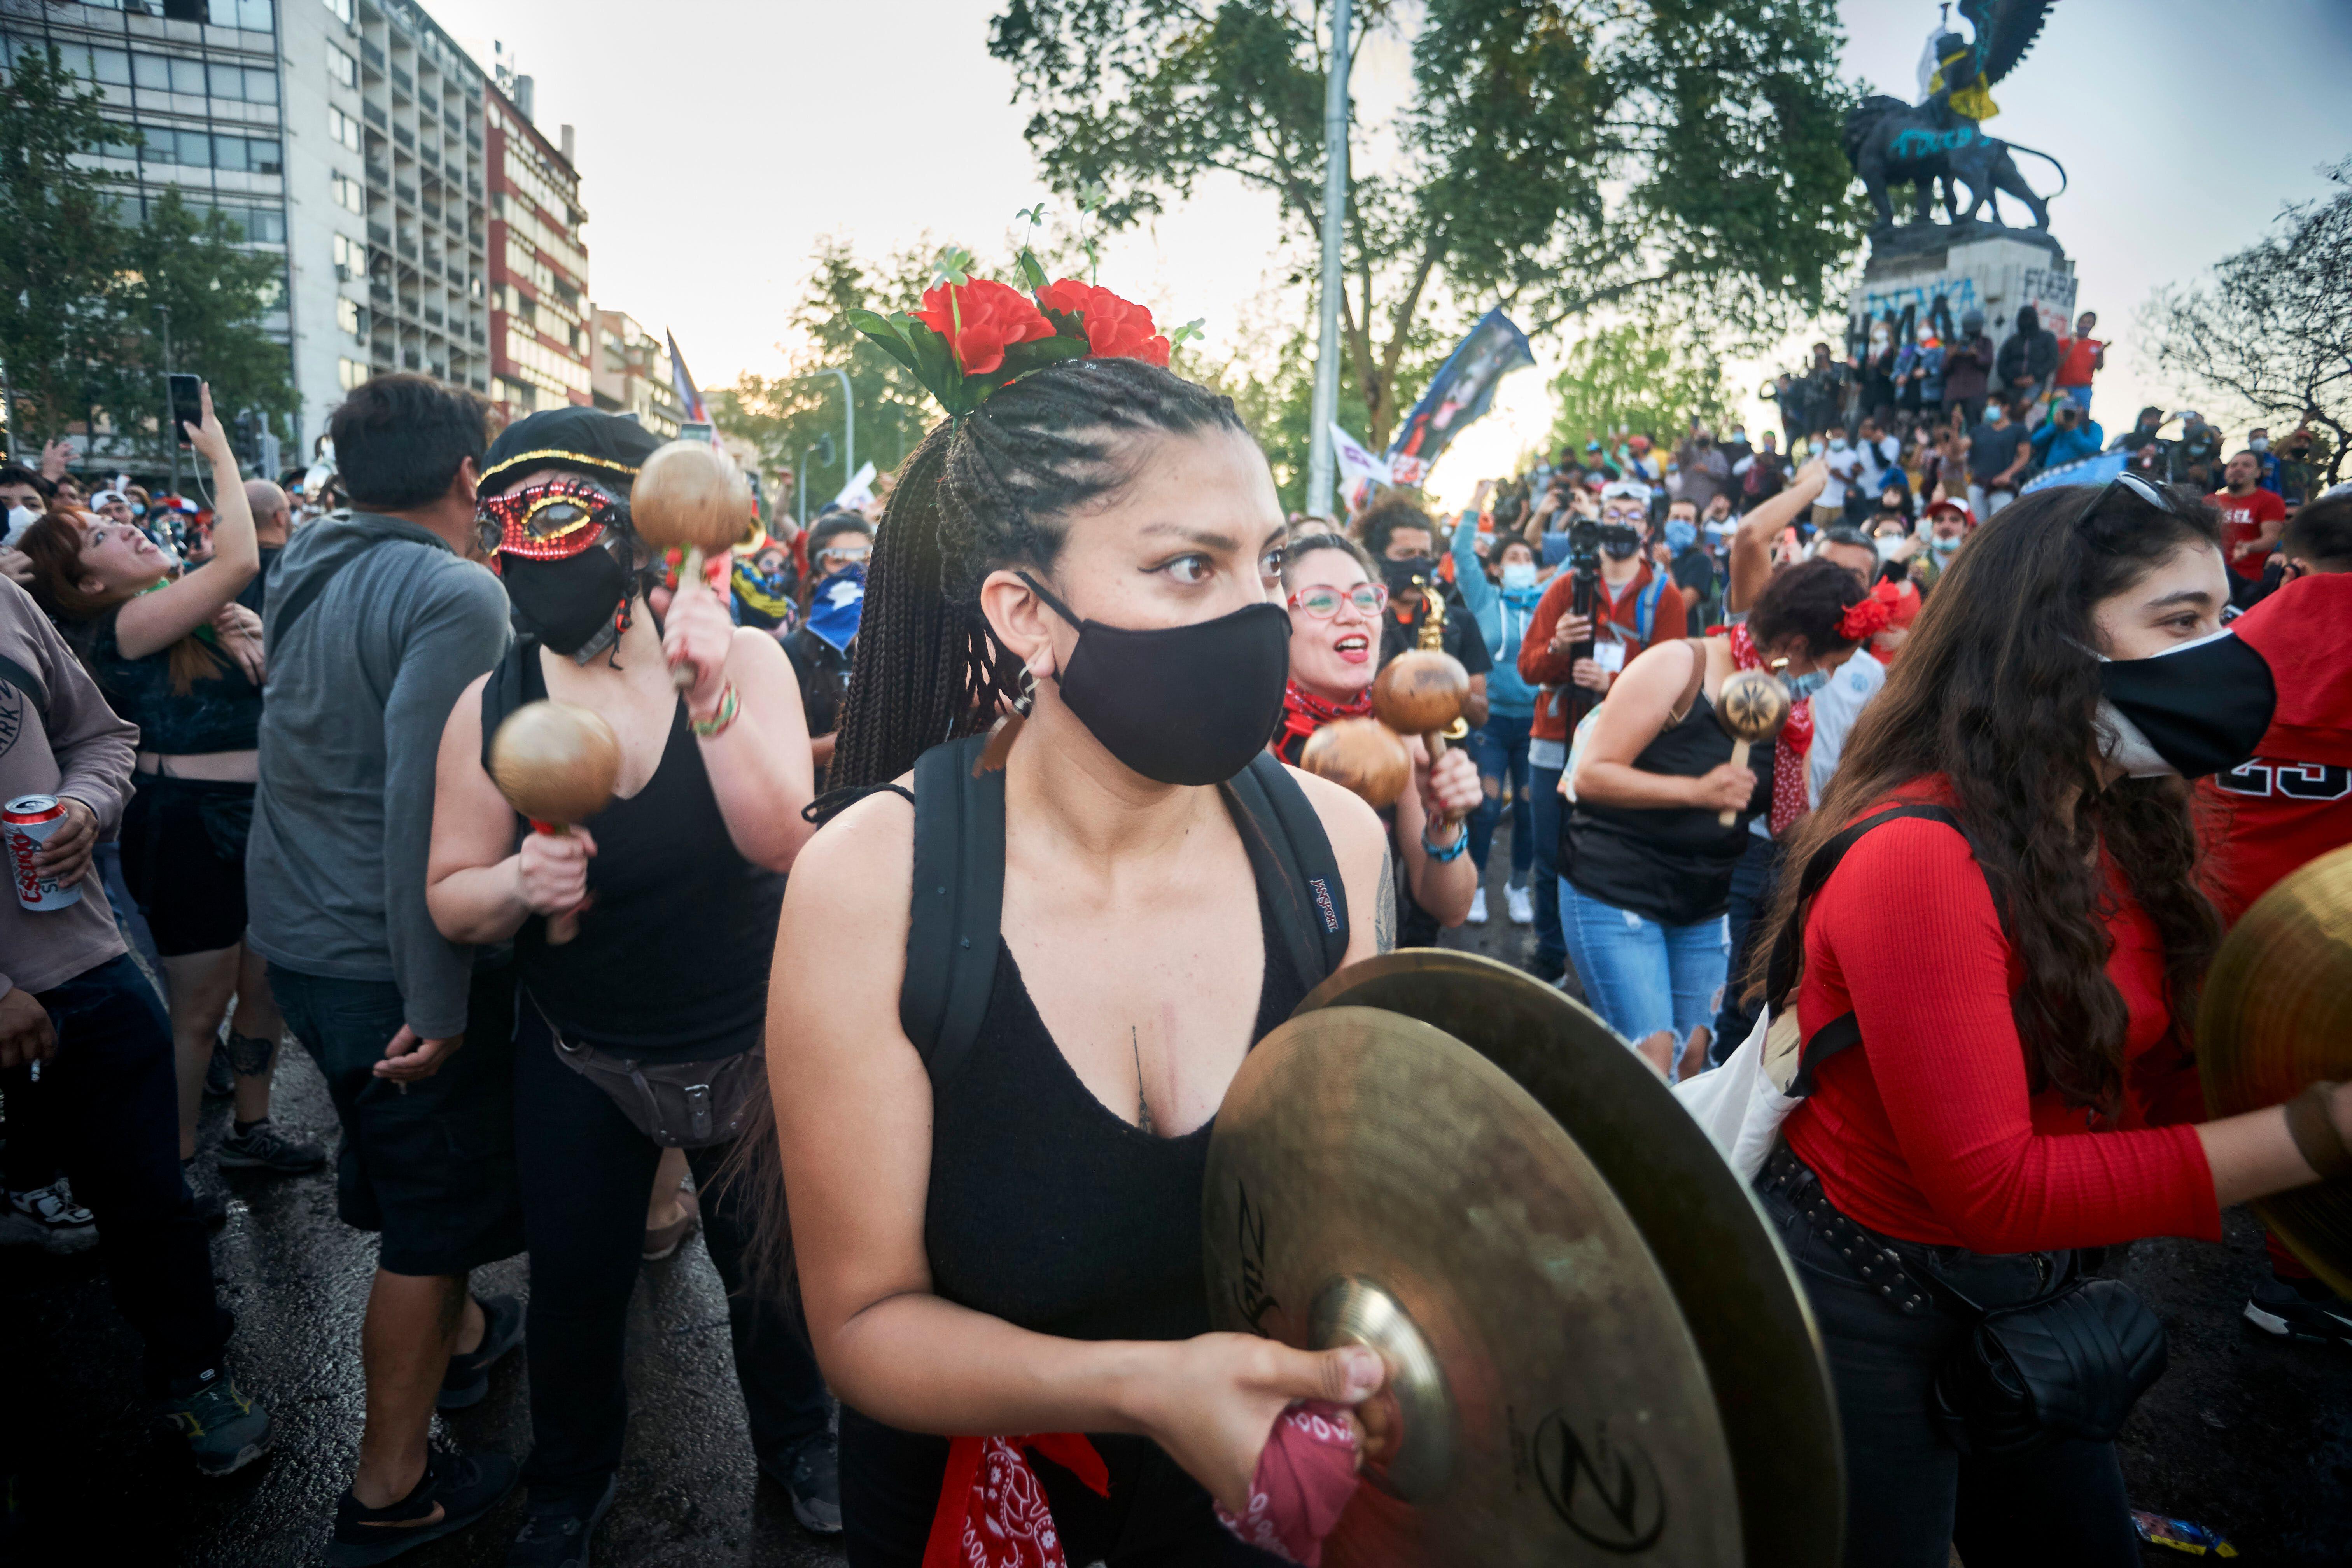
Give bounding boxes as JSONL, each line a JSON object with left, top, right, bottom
{"left": 718, "top": 236, "right": 943, "bottom": 518}
{"left": 989, "top": 0, "right": 1861, "bottom": 450}
{"left": 0, "top": 44, "right": 138, "bottom": 443}
{"left": 1545, "top": 320, "right": 1731, "bottom": 456}
{"left": 117, "top": 191, "right": 298, "bottom": 439}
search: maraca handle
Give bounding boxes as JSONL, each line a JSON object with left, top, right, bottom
{"left": 1422, "top": 728, "right": 1468, "bottom": 824}
{"left": 530, "top": 819, "right": 585, "bottom": 945}
{"left": 1717, "top": 738, "right": 1752, "bottom": 828}
{"left": 667, "top": 547, "right": 705, "bottom": 692}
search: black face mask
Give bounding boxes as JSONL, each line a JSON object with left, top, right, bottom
{"left": 502, "top": 546, "right": 632, "bottom": 656}
{"left": 1600, "top": 526, "right": 1643, "bottom": 560}
{"left": 2094, "top": 628, "right": 2275, "bottom": 779}
{"left": 1381, "top": 555, "right": 1435, "bottom": 599}
{"left": 1018, "top": 571, "right": 1292, "bottom": 788}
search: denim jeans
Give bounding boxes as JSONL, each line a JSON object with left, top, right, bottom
{"left": 1465, "top": 711, "right": 1534, "bottom": 883}
{"left": 1526, "top": 760, "right": 1566, "bottom": 971}
{"left": 1557, "top": 879, "right": 1727, "bottom": 1046}
{"left": 1710, "top": 833, "right": 1785, "bottom": 1064}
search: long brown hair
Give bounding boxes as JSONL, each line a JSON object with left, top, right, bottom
{"left": 16, "top": 511, "right": 224, "bottom": 694}
{"left": 1748, "top": 482, "right": 2225, "bottom": 1114}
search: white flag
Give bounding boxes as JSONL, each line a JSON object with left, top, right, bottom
{"left": 1330, "top": 424, "right": 1391, "bottom": 490}
{"left": 832, "top": 460, "right": 877, "bottom": 513}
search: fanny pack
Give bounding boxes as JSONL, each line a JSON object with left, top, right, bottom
{"left": 536, "top": 998, "right": 764, "bottom": 1149}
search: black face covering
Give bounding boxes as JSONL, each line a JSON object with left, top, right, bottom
{"left": 1600, "top": 526, "right": 1643, "bottom": 560}
{"left": 1018, "top": 571, "right": 1292, "bottom": 787}
{"left": 1381, "top": 555, "right": 1435, "bottom": 599}
{"left": 2094, "top": 628, "right": 2276, "bottom": 779}
{"left": 502, "top": 546, "right": 632, "bottom": 656}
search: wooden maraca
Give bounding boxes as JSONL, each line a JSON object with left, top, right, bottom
{"left": 488, "top": 700, "right": 621, "bottom": 945}
{"left": 631, "top": 441, "right": 754, "bottom": 691}
{"left": 1371, "top": 649, "right": 1473, "bottom": 821}
{"left": 1713, "top": 668, "right": 1791, "bottom": 828}
{"left": 1300, "top": 718, "right": 1413, "bottom": 808}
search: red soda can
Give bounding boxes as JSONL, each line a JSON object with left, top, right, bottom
{"left": 4, "top": 794, "right": 83, "bottom": 912}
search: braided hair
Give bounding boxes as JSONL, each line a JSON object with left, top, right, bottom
{"left": 827, "top": 356, "right": 1246, "bottom": 790}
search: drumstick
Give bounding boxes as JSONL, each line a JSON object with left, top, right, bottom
{"left": 1371, "top": 650, "right": 1474, "bottom": 821}
{"left": 1713, "top": 669, "right": 1791, "bottom": 828}
{"left": 488, "top": 700, "right": 621, "bottom": 945}
{"left": 630, "top": 441, "right": 754, "bottom": 692}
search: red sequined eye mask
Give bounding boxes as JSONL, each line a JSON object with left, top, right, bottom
{"left": 476, "top": 478, "right": 625, "bottom": 562}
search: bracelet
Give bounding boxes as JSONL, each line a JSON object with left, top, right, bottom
{"left": 2286, "top": 1081, "right": 2351, "bottom": 1181}
{"left": 690, "top": 681, "right": 740, "bottom": 738}
{"left": 1420, "top": 821, "right": 1468, "bottom": 863}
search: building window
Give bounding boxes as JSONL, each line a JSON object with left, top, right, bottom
{"left": 91, "top": 47, "right": 131, "bottom": 87}
{"left": 329, "top": 105, "right": 362, "bottom": 152}
{"left": 331, "top": 173, "right": 364, "bottom": 214}
{"left": 207, "top": 0, "right": 276, "bottom": 28}
{"left": 328, "top": 45, "right": 356, "bottom": 89}
{"left": 332, "top": 233, "right": 365, "bottom": 280}
{"left": 322, "top": 0, "right": 355, "bottom": 22}
{"left": 337, "top": 296, "right": 365, "bottom": 338}
{"left": 339, "top": 357, "right": 369, "bottom": 391}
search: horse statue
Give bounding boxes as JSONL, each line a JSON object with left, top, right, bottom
{"left": 1843, "top": 95, "right": 2067, "bottom": 231}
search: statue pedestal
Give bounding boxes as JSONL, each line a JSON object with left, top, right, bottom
{"left": 1851, "top": 223, "right": 2076, "bottom": 341}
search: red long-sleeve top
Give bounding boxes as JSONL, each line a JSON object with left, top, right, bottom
{"left": 1782, "top": 800, "right": 2220, "bottom": 1253}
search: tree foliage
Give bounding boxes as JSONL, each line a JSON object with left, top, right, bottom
{"left": 2142, "top": 159, "right": 2352, "bottom": 485}
{"left": 989, "top": 0, "right": 1862, "bottom": 449}
{"left": 1546, "top": 319, "right": 1731, "bottom": 456}
{"left": 0, "top": 44, "right": 293, "bottom": 460}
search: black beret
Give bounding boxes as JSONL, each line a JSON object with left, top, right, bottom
{"left": 480, "top": 407, "right": 664, "bottom": 494}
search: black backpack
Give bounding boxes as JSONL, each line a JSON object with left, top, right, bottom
{"left": 897, "top": 735, "right": 1352, "bottom": 1083}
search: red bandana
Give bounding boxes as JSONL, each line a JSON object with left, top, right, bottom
{"left": 1275, "top": 678, "right": 1374, "bottom": 765}
{"left": 1729, "top": 624, "right": 1815, "bottom": 836}
{"left": 922, "top": 1434, "right": 1108, "bottom": 1568}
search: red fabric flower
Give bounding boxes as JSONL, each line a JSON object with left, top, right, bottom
{"left": 1037, "top": 279, "right": 1172, "bottom": 366}
{"left": 914, "top": 278, "right": 1056, "bottom": 378}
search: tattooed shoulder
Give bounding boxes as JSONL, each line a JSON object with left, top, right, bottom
{"left": 1376, "top": 846, "right": 1397, "bottom": 952}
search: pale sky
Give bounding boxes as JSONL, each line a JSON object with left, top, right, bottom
{"left": 430, "top": 0, "right": 2352, "bottom": 509}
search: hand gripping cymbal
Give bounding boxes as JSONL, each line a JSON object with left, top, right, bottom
{"left": 1206, "top": 1004, "right": 1742, "bottom": 1566}
{"left": 2200, "top": 842, "right": 2352, "bottom": 1296}
{"left": 1283, "top": 950, "right": 1844, "bottom": 1567}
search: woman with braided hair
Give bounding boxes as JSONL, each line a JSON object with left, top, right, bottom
{"left": 765, "top": 325, "right": 1400, "bottom": 1565}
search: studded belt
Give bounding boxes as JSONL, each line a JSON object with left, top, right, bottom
{"left": 1758, "top": 1144, "right": 1932, "bottom": 1315}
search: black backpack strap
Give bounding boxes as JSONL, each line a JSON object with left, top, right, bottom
{"left": 476, "top": 639, "right": 544, "bottom": 774}
{"left": 1765, "top": 802, "right": 1981, "bottom": 1096}
{"left": 1221, "top": 752, "right": 1351, "bottom": 987}
{"left": 901, "top": 735, "right": 1004, "bottom": 1082}
{"left": 0, "top": 654, "right": 47, "bottom": 723}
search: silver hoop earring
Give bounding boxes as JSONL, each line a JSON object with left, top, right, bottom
{"left": 1013, "top": 665, "right": 1039, "bottom": 718}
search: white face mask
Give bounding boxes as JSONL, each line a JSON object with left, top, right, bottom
{"left": 1501, "top": 560, "right": 1537, "bottom": 592}
{"left": 1830, "top": 438, "right": 1850, "bottom": 452}
{"left": 3, "top": 505, "right": 38, "bottom": 548}
{"left": 1874, "top": 535, "right": 1904, "bottom": 561}
{"left": 2251, "top": 437, "right": 2270, "bottom": 453}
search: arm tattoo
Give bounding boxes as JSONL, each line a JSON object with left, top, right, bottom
{"left": 1375, "top": 846, "right": 1397, "bottom": 953}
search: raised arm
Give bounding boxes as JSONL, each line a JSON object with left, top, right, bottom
{"left": 1727, "top": 456, "right": 1829, "bottom": 616}
{"left": 115, "top": 384, "right": 259, "bottom": 659}
{"left": 663, "top": 576, "right": 817, "bottom": 872}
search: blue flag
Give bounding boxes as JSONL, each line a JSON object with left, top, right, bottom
{"left": 1384, "top": 309, "right": 1534, "bottom": 488}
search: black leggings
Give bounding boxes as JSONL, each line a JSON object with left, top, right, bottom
{"left": 513, "top": 1006, "right": 828, "bottom": 1498}
{"left": 1754, "top": 1176, "right": 2137, "bottom": 1568}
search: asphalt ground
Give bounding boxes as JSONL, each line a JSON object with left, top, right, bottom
{"left": 4, "top": 818, "right": 2348, "bottom": 1566}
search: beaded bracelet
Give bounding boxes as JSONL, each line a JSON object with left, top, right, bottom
{"left": 690, "top": 681, "right": 741, "bottom": 738}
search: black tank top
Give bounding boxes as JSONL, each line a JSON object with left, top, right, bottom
{"left": 490, "top": 642, "right": 784, "bottom": 1057}
{"left": 840, "top": 862, "right": 1306, "bottom": 1566}
{"left": 1564, "top": 639, "right": 1772, "bottom": 926}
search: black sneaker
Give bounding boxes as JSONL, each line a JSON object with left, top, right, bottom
{"left": 327, "top": 1447, "right": 518, "bottom": 1567}
{"left": 217, "top": 1117, "right": 329, "bottom": 1174}
{"left": 2244, "top": 1272, "right": 2352, "bottom": 1344}
{"left": 159, "top": 1368, "right": 272, "bottom": 1477}
{"left": 181, "top": 1162, "right": 229, "bottom": 1229}
{"left": 203, "top": 1042, "right": 236, "bottom": 1098}
{"left": 439, "top": 1293, "right": 525, "bottom": 1410}
{"left": 505, "top": 1474, "right": 618, "bottom": 1568}
{"left": 758, "top": 1435, "right": 841, "bottom": 1535}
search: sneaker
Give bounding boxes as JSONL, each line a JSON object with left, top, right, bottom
{"left": 758, "top": 1435, "right": 842, "bottom": 1536}
{"left": 439, "top": 1293, "right": 525, "bottom": 1411}
{"left": 1506, "top": 883, "right": 1535, "bottom": 926}
{"left": 330, "top": 1447, "right": 519, "bottom": 1567}
{"left": 9, "top": 1180, "right": 94, "bottom": 1230}
{"left": 181, "top": 1161, "right": 229, "bottom": 1228}
{"left": 159, "top": 1368, "right": 272, "bottom": 1477}
{"left": 642, "top": 1188, "right": 700, "bottom": 1263}
{"left": 505, "top": 1474, "right": 618, "bottom": 1568}
{"left": 216, "top": 1117, "right": 328, "bottom": 1174}
{"left": 203, "top": 1041, "right": 236, "bottom": 1099}
{"left": 2244, "top": 1272, "right": 2352, "bottom": 1344}
{"left": 1466, "top": 887, "right": 1488, "bottom": 925}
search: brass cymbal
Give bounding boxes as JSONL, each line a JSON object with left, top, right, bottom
{"left": 1206, "top": 1005, "right": 1741, "bottom": 1566}
{"left": 2199, "top": 842, "right": 2352, "bottom": 1297}
{"left": 1294, "top": 950, "right": 1843, "bottom": 1568}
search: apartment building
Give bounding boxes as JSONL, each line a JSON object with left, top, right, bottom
{"left": 484, "top": 75, "right": 590, "bottom": 418}
{"left": 588, "top": 308, "right": 683, "bottom": 440}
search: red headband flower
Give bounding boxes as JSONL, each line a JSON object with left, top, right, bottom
{"left": 1837, "top": 595, "right": 1893, "bottom": 643}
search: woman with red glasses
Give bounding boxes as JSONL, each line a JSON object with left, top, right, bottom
{"left": 1275, "top": 531, "right": 1482, "bottom": 931}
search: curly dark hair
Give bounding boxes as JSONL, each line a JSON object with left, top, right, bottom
{"left": 1358, "top": 493, "right": 1438, "bottom": 560}
{"left": 1747, "top": 557, "right": 1871, "bottom": 658}
{"left": 1748, "top": 481, "right": 2226, "bottom": 1114}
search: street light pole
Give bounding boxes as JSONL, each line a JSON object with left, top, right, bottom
{"left": 156, "top": 304, "right": 177, "bottom": 495}
{"left": 1304, "top": 0, "right": 1351, "bottom": 520}
{"left": 800, "top": 443, "right": 817, "bottom": 532}
{"left": 798, "top": 366, "right": 853, "bottom": 481}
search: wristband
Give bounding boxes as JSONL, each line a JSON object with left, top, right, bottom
{"left": 690, "top": 681, "right": 740, "bottom": 738}
{"left": 2286, "top": 1081, "right": 2351, "bottom": 1181}
{"left": 1420, "top": 822, "right": 1468, "bottom": 863}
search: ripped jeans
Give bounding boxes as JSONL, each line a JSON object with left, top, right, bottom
{"left": 1557, "top": 880, "right": 1727, "bottom": 1046}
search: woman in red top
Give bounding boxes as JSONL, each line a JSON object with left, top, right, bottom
{"left": 1745, "top": 476, "right": 2352, "bottom": 1567}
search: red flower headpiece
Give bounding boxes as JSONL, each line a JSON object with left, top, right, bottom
{"left": 850, "top": 245, "right": 1186, "bottom": 417}
{"left": 1837, "top": 594, "right": 1894, "bottom": 643}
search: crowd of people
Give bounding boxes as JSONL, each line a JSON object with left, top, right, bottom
{"left": 2, "top": 284, "right": 2350, "bottom": 1568}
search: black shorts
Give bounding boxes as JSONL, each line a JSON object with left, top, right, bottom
{"left": 119, "top": 773, "right": 250, "bottom": 957}
{"left": 271, "top": 959, "right": 525, "bottom": 1276}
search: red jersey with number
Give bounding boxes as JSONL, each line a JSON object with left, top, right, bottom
{"left": 2200, "top": 573, "right": 2352, "bottom": 920}
{"left": 2210, "top": 487, "right": 2287, "bottom": 581}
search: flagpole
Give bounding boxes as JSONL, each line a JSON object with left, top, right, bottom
{"left": 1304, "top": 0, "right": 1351, "bottom": 520}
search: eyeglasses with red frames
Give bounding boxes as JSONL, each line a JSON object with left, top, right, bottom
{"left": 476, "top": 477, "right": 627, "bottom": 560}
{"left": 1287, "top": 582, "right": 1388, "bottom": 619}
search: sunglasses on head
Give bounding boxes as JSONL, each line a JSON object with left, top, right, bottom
{"left": 476, "top": 477, "right": 626, "bottom": 560}
{"left": 1288, "top": 582, "right": 1388, "bottom": 619}
{"left": 2084, "top": 469, "right": 2187, "bottom": 527}
{"left": 816, "top": 543, "right": 870, "bottom": 567}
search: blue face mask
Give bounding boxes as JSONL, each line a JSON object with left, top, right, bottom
{"left": 1783, "top": 666, "right": 1830, "bottom": 702}
{"left": 1664, "top": 518, "right": 1697, "bottom": 552}
{"left": 1500, "top": 560, "right": 1538, "bottom": 593}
